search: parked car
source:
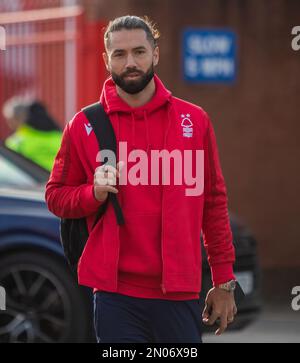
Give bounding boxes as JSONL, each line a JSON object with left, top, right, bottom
{"left": 0, "top": 144, "right": 261, "bottom": 343}
{"left": 0, "top": 143, "right": 49, "bottom": 188}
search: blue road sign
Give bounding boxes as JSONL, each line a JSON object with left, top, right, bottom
{"left": 183, "top": 29, "right": 237, "bottom": 83}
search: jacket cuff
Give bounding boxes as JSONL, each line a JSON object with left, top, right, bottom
{"left": 80, "top": 184, "right": 103, "bottom": 214}
{"left": 210, "top": 263, "right": 235, "bottom": 286}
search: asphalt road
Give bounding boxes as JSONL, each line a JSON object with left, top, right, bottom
{"left": 203, "top": 303, "right": 300, "bottom": 343}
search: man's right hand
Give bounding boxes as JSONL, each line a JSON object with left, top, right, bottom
{"left": 93, "top": 161, "right": 124, "bottom": 202}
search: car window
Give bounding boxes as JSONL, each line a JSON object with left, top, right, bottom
{"left": 0, "top": 154, "right": 39, "bottom": 188}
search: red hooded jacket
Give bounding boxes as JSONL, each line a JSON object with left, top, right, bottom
{"left": 45, "top": 75, "right": 235, "bottom": 300}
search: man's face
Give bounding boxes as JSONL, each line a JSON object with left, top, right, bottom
{"left": 103, "top": 29, "right": 159, "bottom": 94}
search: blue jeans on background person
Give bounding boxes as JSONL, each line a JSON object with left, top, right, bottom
{"left": 93, "top": 291, "right": 203, "bottom": 343}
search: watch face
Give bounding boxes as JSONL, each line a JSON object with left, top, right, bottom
{"left": 229, "top": 280, "right": 237, "bottom": 291}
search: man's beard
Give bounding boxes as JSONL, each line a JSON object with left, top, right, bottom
{"left": 111, "top": 64, "right": 155, "bottom": 95}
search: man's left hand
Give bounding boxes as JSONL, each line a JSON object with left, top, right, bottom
{"left": 202, "top": 287, "right": 237, "bottom": 336}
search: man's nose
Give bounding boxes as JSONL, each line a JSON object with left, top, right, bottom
{"left": 125, "top": 53, "right": 137, "bottom": 68}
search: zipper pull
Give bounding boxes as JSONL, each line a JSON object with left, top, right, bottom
{"left": 161, "top": 284, "right": 167, "bottom": 294}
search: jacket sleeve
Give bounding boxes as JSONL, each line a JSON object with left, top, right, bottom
{"left": 45, "top": 121, "right": 102, "bottom": 219}
{"left": 202, "top": 114, "right": 236, "bottom": 286}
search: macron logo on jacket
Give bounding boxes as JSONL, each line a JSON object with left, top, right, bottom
{"left": 85, "top": 123, "right": 93, "bottom": 136}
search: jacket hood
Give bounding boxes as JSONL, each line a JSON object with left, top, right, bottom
{"left": 99, "top": 74, "right": 173, "bottom": 153}
{"left": 100, "top": 74, "right": 172, "bottom": 116}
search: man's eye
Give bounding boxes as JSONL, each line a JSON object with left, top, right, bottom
{"left": 136, "top": 50, "right": 145, "bottom": 55}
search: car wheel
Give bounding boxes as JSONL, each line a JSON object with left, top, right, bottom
{"left": 0, "top": 251, "right": 91, "bottom": 343}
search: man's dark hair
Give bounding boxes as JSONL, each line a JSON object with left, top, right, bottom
{"left": 104, "top": 15, "right": 160, "bottom": 50}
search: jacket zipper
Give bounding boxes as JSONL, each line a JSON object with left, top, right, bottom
{"left": 115, "top": 225, "right": 120, "bottom": 291}
{"left": 161, "top": 192, "right": 166, "bottom": 295}
{"left": 160, "top": 185, "right": 166, "bottom": 294}
{"left": 160, "top": 103, "right": 174, "bottom": 296}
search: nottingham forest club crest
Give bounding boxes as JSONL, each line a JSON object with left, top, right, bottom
{"left": 181, "top": 114, "right": 193, "bottom": 138}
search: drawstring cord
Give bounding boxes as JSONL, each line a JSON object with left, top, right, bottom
{"left": 130, "top": 110, "right": 151, "bottom": 155}
{"left": 131, "top": 112, "right": 136, "bottom": 149}
{"left": 144, "top": 110, "right": 151, "bottom": 155}
{"left": 164, "top": 101, "right": 173, "bottom": 148}
{"left": 118, "top": 100, "right": 173, "bottom": 157}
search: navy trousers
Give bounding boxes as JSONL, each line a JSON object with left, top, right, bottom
{"left": 93, "top": 291, "right": 203, "bottom": 343}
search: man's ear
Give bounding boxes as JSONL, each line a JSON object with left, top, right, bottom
{"left": 153, "top": 46, "right": 159, "bottom": 67}
{"left": 103, "top": 52, "right": 110, "bottom": 72}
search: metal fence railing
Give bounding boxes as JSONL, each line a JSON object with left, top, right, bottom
{"left": 0, "top": 5, "right": 83, "bottom": 139}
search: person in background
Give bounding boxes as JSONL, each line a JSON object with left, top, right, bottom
{"left": 2, "top": 97, "right": 62, "bottom": 171}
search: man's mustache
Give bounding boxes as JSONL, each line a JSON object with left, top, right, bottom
{"left": 122, "top": 70, "right": 143, "bottom": 77}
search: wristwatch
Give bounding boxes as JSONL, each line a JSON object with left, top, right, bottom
{"left": 216, "top": 280, "right": 237, "bottom": 292}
